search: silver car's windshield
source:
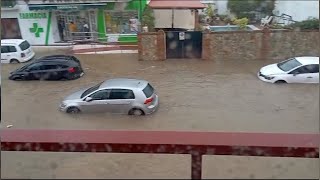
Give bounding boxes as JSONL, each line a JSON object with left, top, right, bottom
{"left": 277, "top": 58, "right": 302, "bottom": 71}
{"left": 80, "top": 82, "right": 103, "bottom": 98}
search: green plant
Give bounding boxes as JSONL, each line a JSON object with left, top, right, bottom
{"left": 287, "top": 18, "right": 319, "bottom": 30}
{"left": 227, "top": 0, "right": 275, "bottom": 20}
{"left": 141, "top": 5, "right": 155, "bottom": 32}
{"left": 233, "top": 18, "right": 249, "bottom": 29}
{"left": 205, "top": 4, "right": 214, "bottom": 19}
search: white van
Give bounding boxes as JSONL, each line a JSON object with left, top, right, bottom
{"left": 1, "top": 39, "right": 35, "bottom": 63}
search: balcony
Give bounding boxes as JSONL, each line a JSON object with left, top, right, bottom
{"left": 1, "top": 0, "right": 18, "bottom": 10}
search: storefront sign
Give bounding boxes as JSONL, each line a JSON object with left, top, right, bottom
{"left": 19, "top": 12, "right": 47, "bottom": 19}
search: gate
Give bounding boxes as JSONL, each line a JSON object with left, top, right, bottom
{"left": 166, "top": 31, "right": 202, "bottom": 59}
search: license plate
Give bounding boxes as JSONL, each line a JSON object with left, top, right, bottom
{"left": 80, "top": 72, "right": 84, "bottom": 77}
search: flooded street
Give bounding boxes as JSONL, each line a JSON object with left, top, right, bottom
{"left": 1, "top": 51, "right": 319, "bottom": 178}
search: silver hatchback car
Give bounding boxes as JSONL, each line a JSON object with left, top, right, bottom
{"left": 59, "top": 78, "right": 159, "bottom": 115}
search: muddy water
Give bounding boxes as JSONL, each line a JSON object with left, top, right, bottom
{"left": 1, "top": 52, "right": 319, "bottom": 178}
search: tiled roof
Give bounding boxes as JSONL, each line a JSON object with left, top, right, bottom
{"left": 149, "top": 0, "right": 206, "bottom": 9}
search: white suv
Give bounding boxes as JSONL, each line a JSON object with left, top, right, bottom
{"left": 1, "top": 39, "right": 35, "bottom": 63}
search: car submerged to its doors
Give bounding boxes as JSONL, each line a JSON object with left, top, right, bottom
{"left": 258, "top": 56, "right": 319, "bottom": 84}
{"left": 59, "top": 78, "right": 159, "bottom": 116}
{"left": 9, "top": 55, "right": 84, "bottom": 81}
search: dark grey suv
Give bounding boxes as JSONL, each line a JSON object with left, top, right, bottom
{"left": 9, "top": 55, "right": 84, "bottom": 81}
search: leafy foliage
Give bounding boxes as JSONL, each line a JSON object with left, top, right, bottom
{"left": 287, "top": 18, "right": 319, "bottom": 30}
{"left": 227, "top": 0, "right": 275, "bottom": 20}
{"left": 205, "top": 4, "right": 214, "bottom": 19}
{"left": 233, "top": 18, "right": 249, "bottom": 29}
{"left": 142, "top": 5, "right": 155, "bottom": 32}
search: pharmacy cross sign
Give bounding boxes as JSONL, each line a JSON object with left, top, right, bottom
{"left": 29, "top": 23, "right": 44, "bottom": 38}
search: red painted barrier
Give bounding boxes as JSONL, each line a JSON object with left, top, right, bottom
{"left": 1, "top": 129, "right": 319, "bottom": 179}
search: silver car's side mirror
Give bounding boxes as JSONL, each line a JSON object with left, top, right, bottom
{"left": 85, "top": 97, "right": 93, "bottom": 102}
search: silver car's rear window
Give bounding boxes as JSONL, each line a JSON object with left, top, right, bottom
{"left": 142, "top": 83, "right": 154, "bottom": 98}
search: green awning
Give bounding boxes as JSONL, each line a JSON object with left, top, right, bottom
{"left": 28, "top": 3, "right": 107, "bottom": 11}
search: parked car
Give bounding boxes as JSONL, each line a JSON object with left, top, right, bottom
{"left": 59, "top": 78, "right": 159, "bottom": 115}
{"left": 9, "top": 55, "right": 84, "bottom": 81}
{"left": 1, "top": 39, "right": 35, "bottom": 63}
{"left": 258, "top": 56, "right": 319, "bottom": 84}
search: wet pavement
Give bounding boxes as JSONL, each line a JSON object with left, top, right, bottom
{"left": 1, "top": 50, "right": 319, "bottom": 178}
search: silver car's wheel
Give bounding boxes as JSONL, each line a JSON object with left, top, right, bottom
{"left": 66, "top": 107, "right": 80, "bottom": 114}
{"left": 130, "top": 109, "right": 144, "bottom": 116}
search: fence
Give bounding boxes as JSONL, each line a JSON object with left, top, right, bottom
{"left": 1, "top": 129, "right": 319, "bottom": 179}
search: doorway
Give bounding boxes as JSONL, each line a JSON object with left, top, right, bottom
{"left": 56, "top": 10, "right": 97, "bottom": 41}
{"left": 1, "top": 18, "right": 22, "bottom": 39}
{"left": 166, "top": 31, "right": 202, "bottom": 59}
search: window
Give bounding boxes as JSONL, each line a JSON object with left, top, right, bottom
{"left": 43, "top": 65, "right": 58, "bottom": 70}
{"left": 19, "top": 41, "right": 31, "bottom": 51}
{"left": 109, "top": 89, "right": 135, "bottom": 99}
{"left": 81, "top": 82, "right": 103, "bottom": 98}
{"left": 142, "top": 83, "right": 154, "bottom": 98}
{"left": 1, "top": 18, "right": 22, "bottom": 39}
{"left": 1, "top": 46, "right": 9, "bottom": 53}
{"left": 27, "top": 63, "right": 42, "bottom": 71}
{"left": 277, "top": 58, "right": 302, "bottom": 72}
{"left": 89, "top": 89, "right": 111, "bottom": 100}
{"left": 304, "top": 64, "right": 319, "bottom": 73}
{"left": 289, "top": 66, "right": 309, "bottom": 74}
{"left": 1, "top": 46, "right": 16, "bottom": 53}
{"left": 8, "top": 46, "right": 17, "bottom": 52}
{"left": 105, "top": 11, "right": 140, "bottom": 34}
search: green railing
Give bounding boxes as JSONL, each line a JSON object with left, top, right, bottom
{"left": 1, "top": 0, "right": 17, "bottom": 8}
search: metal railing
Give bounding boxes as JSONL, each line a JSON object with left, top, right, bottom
{"left": 1, "top": 129, "right": 319, "bottom": 179}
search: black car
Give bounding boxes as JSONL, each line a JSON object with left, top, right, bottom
{"left": 9, "top": 55, "right": 84, "bottom": 81}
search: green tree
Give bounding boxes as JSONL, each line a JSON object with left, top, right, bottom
{"left": 205, "top": 4, "right": 214, "bottom": 19}
{"left": 227, "top": 0, "right": 275, "bottom": 20}
{"left": 142, "top": 5, "right": 155, "bottom": 32}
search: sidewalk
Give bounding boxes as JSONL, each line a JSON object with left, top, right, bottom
{"left": 32, "top": 44, "right": 138, "bottom": 55}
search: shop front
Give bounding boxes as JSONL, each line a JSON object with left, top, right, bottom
{"left": 24, "top": 0, "right": 147, "bottom": 44}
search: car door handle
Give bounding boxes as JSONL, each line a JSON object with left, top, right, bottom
{"left": 307, "top": 77, "right": 312, "bottom": 78}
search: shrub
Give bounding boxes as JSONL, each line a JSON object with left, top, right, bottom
{"left": 287, "top": 18, "right": 319, "bottom": 30}
{"left": 233, "top": 18, "right": 249, "bottom": 29}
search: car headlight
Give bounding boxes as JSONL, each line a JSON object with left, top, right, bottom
{"left": 265, "top": 76, "right": 275, "bottom": 80}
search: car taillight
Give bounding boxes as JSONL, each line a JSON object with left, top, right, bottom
{"left": 21, "top": 53, "right": 25, "bottom": 58}
{"left": 144, "top": 97, "right": 154, "bottom": 104}
{"left": 68, "top": 67, "right": 76, "bottom": 73}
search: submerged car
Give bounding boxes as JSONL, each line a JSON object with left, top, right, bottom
{"left": 258, "top": 56, "right": 319, "bottom": 84}
{"left": 1, "top": 39, "right": 35, "bottom": 64}
{"left": 9, "top": 55, "right": 84, "bottom": 81}
{"left": 59, "top": 78, "right": 159, "bottom": 115}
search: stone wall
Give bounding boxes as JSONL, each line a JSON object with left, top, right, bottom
{"left": 138, "top": 31, "right": 166, "bottom": 61}
{"left": 202, "top": 30, "right": 319, "bottom": 61}
{"left": 138, "top": 30, "right": 318, "bottom": 61}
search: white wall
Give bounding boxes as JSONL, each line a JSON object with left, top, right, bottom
{"left": 154, "top": 9, "right": 195, "bottom": 29}
{"left": 1, "top": 2, "right": 62, "bottom": 45}
{"left": 274, "top": 0, "right": 319, "bottom": 21}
